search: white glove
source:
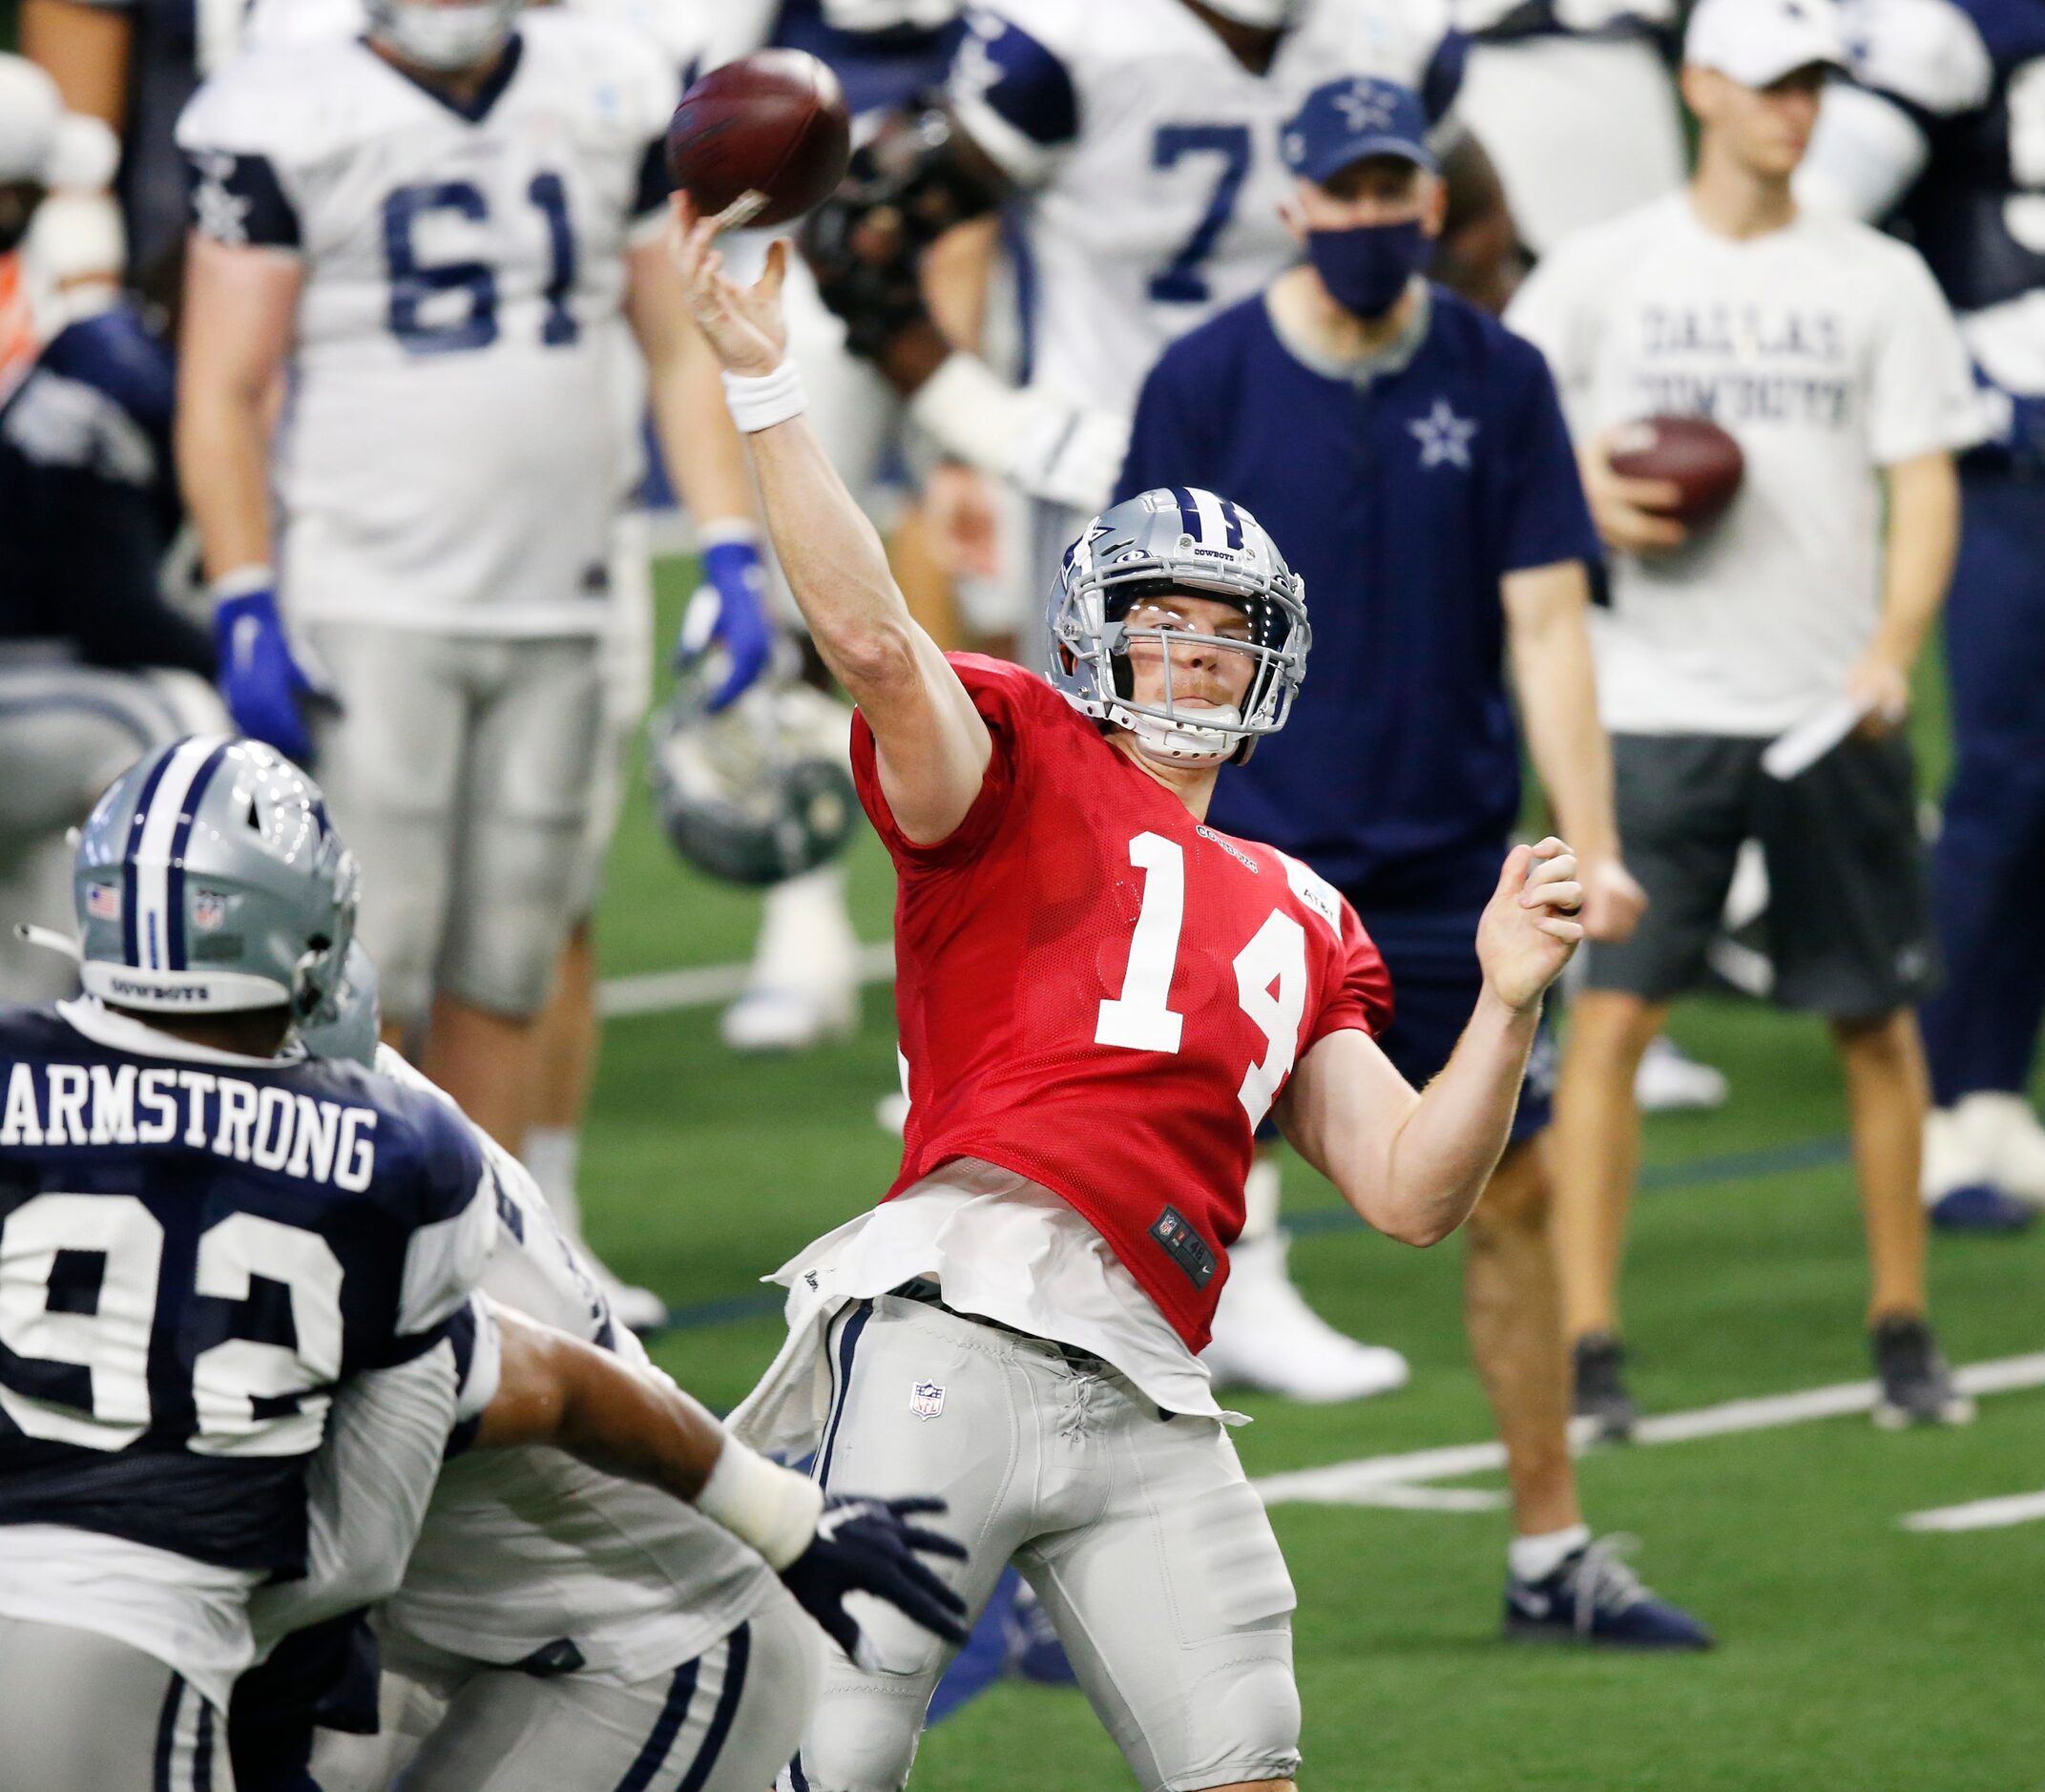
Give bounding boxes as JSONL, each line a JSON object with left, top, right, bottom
{"left": 908, "top": 353, "right": 1129, "bottom": 513}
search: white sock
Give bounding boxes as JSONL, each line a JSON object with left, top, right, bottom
{"left": 1241, "top": 1156, "right": 1283, "bottom": 1242}
{"left": 750, "top": 863, "right": 857, "bottom": 993}
{"left": 521, "top": 1125, "right": 583, "bottom": 1240}
{"left": 1510, "top": 1523, "right": 1592, "bottom": 1584}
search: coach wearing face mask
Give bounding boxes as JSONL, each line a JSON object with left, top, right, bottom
{"left": 1114, "top": 75, "right": 1710, "bottom": 1649}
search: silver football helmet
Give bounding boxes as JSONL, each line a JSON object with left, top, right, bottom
{"left": 1047, "top": 487, "right": 1309, "bottom": 763}
{"left": 73, "top": 737, "right": 360, "bottom": 1025}
{"left": 364, "top": 0, "right": 522, "bottom": 71}
{"left": 650, "top": 676, "right": 859, "bottom": 888}
{"left": 297, "top": 940, "right": 382, "bottom": 1070}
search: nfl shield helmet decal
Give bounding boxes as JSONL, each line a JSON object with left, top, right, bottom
{"left": 911, "top": 1380, "right": 946, "bottom": 1421}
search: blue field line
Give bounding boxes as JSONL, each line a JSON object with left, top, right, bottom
{"left": 646, "top": 1134, "right": 1854, "bottom": 1337}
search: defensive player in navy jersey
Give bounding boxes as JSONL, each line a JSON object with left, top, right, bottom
{"left": 1799, "top": 0, "right": 2045, "bottom": 1231}
{"left": 1117, "top": 76, "right": 1708, "bottom": 1649}
{"left": 0, "top": 743, "right": 970, "bottom": 1788}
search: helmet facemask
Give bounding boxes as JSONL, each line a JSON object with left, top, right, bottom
{"left": 1049, "top": 495, "right": 1310, "bottom": 765}
{"left": 365, "top": 0, "right": 521, "bottom": 72}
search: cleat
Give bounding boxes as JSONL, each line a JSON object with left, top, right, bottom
{"left": 1871, "top": 1316, "right": 1974, "bottom": 1428}
{"left": 874, "top": 1091, "right": 909, "bottom": 1136}
{"left": 1572, "top": 1332, "right": 1638, "bottom": 1443}
{"left": 1002, "top": 1580, "right": 1078, "bottom": 1687}
{"left": 1635, "top": 1034, "right": 1729, "bottom": 1114}
{"left": 1929, "top": 1183, "right": 2035, "bottom": 1235}
{"left": 1203, "top": 1232, "right": 1409, "bottom": 1403}
{"left": 719, "top": 985, "right": 856, "bottom": 1053}
{"left": 1504, "top": 1537, "right": 1713, "bottom": 1650}
{"left": 594, "top": 1270, "right": 669, "bottom": 1335}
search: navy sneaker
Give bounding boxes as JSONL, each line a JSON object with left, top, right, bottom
{"left": 1871, "top": 1315, "right": 1975, "bottom": 1428}
{"left": 1002, "top": 1579, "right": 1079, "bottom": 1687}
{"left": 1572, "top": 1333, "right": 1638, "bottom": 1444}
{"left": 1929, "top": 1183, "right": 2035, "bottom": 1235}
{"left": 1504, "top": 1537, "right": 1713, "bottom": 1650}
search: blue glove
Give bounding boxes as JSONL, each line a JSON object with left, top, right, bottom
{"left": 780, "top": 1493, "right": 970, "bottom": 1666}
{"left": 214, "top": 582, "right": 333, "bottom": 766}
{"left": 675, "top": 534, "right": 775, "bottom": 712}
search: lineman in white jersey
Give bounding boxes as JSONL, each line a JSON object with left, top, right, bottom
{"left": 799, "top": 0, "right": 1512, "bottom": 1402}
{"left": 175, "top": 0, "right": 774, "bottom": 1177}
{"left": 285, "top": 950, "right": 968, "bottom": 1792}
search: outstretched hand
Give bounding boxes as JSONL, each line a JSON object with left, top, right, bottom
{"left": 779, "top": 1492, "right": 970, "bottom": 1670}
{"left": 668, "top": 192, "right": 789, "bottom": 377}
{"left": 1476, "top": 837, "right": 1585, "bottom": 1014}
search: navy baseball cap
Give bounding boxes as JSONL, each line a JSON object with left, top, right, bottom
{"left": 1281, "top": 76, "right": 1437, "bottom": 185}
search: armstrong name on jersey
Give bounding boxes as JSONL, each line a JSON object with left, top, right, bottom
{"left": 0, "top": 1059, "right": 380, "bottom": 1190}
{"left": 0, "top": 1002, "right": 492, "bottom": 1574}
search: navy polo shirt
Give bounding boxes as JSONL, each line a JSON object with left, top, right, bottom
{"left": 1116, "top": 281, "right": 1598, "bottom": 910}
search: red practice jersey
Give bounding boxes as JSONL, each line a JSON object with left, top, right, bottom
{"left": 852, "top": 656, "right": 1393, "bottom": 1351}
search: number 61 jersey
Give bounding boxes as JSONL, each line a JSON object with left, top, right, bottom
{"left": 175, "top": 10, "right": 678, "bottom": 636}
{"left": 856, "top": 657, "right": 1393, "bottom": 1353}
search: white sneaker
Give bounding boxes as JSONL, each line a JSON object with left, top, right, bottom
{"left": 1203, "top": 1232, "right": 1409, "bottom": 1403}
{"left": 722, "top": 865, "right": 860, "bottom": 1054}
{"left": 720, "top": 986, "right": 857, "bottom": 1052}
{"left": 1921, "top": 1101, "right": 1991, "bottom": 1204}
{"left": 1635, "top": 1034, "right": 1729, "bottom": 1114}
{"left": 593, "top": 1267, "right": 670, "bottom": 1334}
{"left": 1967, "top": 1093, "right": 2045, "bottom": 1207}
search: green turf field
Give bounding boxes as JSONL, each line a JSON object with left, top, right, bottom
{"left": 593, "top": 559, "right": 2043, "bottom": 1791}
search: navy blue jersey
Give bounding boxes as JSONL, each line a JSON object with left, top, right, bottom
{"left": 771, "top": 0, "right": 963, "bottom": 117}
{"left": 0, "top": 1003, "right": 494, "bottom": 1575}
{"left": 0, "top": 302, "right": 212, "bottom": 677}
{"left": 1847, "top": 0, "right": 2045, "bottom": 314}
{"left": 1117, "top": 285, "right": 1598, "bottom": 902}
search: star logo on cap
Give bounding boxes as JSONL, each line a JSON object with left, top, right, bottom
{"left": 1334, "top": 82, "right": 1397, "bottom": 134}
{"left": 190, "top": 151, "right": 251, "bottom": 247}
{"left": 1409, "top": 400, "right": 1478, "bottom": 469}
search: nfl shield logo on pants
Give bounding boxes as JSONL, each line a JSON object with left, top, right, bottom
{"left": 910, "top": 1380, "right": 946, "bottom": 1421}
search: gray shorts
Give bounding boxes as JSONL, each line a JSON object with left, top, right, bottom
{"left": 377, "top": 1594, "right": 818, "bottom": 1792}
{"left": 306, "top": 626, "right": 604, "bottom": 1024}
{"left": 1585, "top": 731, "right": 1938, "bottom": 1017}
{"left": 783, "top": 1294, "right": 1301, "bottom": 1792}
{"left": 0, "top": 1617, "right": 228, "bottom": 1790}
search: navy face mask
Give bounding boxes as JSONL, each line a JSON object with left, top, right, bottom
{"left": 1305, "top": 218, "right": 1433, "bottom": 320}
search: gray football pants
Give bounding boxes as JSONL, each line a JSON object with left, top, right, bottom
{"left": 784, "top": 1295, "right": 1302, "bottom": 1792}
{"left": 377, "top": 1592, "right": 819, "bottom": 1792}
{"left": 0, "top": 1617, "right": 229, "bottom": 1790}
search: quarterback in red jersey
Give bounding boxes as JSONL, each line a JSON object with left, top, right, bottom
{"left": 674, "top": 202, "right": 1586, "bottom": 1792}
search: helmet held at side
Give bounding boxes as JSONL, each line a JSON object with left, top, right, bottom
{"left": 650, "top": 676, "right": 860, "bottom": 888}
{"left": 73, "top": 737, "right": 360, "bottom": 1027}
{"left": 1046, "top": 487, "right": 1310, "bottom": 763}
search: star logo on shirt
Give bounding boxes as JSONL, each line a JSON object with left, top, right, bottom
{"left": 1409, "top": 400, "right": 1478, "bottom": 469}
{"left": 1334, "top": 82, "right": 1397, "bottom": 135}
{"left": 190, "top": 152, "right": 251, "bottom": 247}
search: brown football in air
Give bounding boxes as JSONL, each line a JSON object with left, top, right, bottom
{"left": 665, "top": 51, "right": 852, "bottom": 231}
{"left": 1607, "top": 414, "right": 1745, "bottom": 530}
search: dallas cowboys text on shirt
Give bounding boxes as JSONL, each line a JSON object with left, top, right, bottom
{"left": 0, "top": 1060, "right": 378, "bottom": 1190}
{"left": 1631, "top": 303, "right": 1851, "bottom": 427}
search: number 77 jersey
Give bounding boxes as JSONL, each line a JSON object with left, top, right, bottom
{"left": 855, "top": 657, "right": 1393, "bottom": 1353}
{"left": 947, "top": 0, "right": 1461, "bottom": 421}
{"left": 174, "top": 9, "right": 678, "bottom": 636}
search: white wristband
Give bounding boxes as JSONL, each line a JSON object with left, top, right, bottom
{"left": 695, "top": 1435, "right": 824, "bottom": 1570}
{"left": 721, "top": 360, "right": 807, "bottom": 434}
{"left": 211, "top": 564, "right": 275, "bottom": 602}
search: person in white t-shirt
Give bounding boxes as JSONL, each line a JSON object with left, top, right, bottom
{"left": 1507, "top": 0, "right": 1986, "bottom": 1438}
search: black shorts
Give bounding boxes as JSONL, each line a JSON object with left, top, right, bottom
{"left": 1583, "top": 731, "right": 1939, "bottom": 1018}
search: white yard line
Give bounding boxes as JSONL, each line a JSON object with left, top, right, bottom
{"left": 600, "top": 942, "right": 896, "bottom": 1017}
{"left": 1252, "top": 1352, "right": 2045, "bottom": 1509}
{"left": 1902, "top": 1490, "right": 2045, "bottom": 1533}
